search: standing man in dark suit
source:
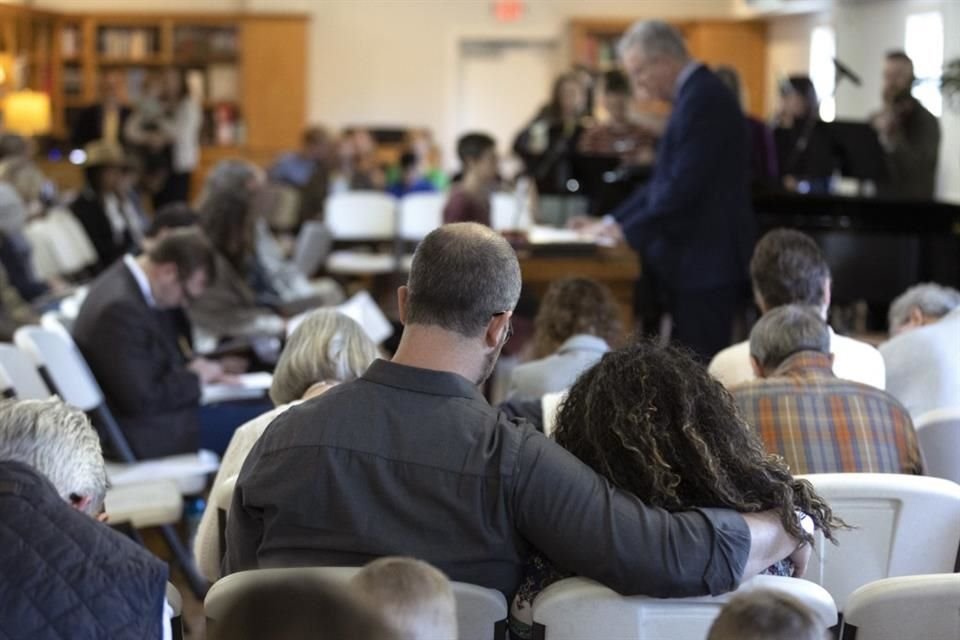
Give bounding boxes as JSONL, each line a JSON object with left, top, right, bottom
{"left": 72, "top": 229, "right": 222, "bottom": 459}
{"left": 70, "top": 71, "right": 131, "bottom": 150}
{"left": 585, "top": 21, "right": 755, "bottom": 361}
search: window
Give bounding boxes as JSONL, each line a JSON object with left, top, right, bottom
{"left": 905, "top": 12, "right": 944, "bottom": 117}
{"left": 809, "top": 25, "right": 836, "bottom": 122}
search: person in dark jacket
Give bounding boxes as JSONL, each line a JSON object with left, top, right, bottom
{"left": 72, "top": 228, "right": 221, "bottom": 459}
{"left": 70, "top": 140, "right": 143, "bottom": 275}
{"left": 582, "top": 21, "right": 756, "bottom": 361}
{"left": 0, "top": 398, "right": 169, "bottom": 639}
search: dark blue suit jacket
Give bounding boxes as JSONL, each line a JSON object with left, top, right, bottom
{"left": 611, "top": 65, "right": 755, "bottom": 293}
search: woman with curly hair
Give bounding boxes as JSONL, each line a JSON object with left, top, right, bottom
{"left": 509, "top": 340, "right": 843, "bottom": 639}
{"left": 507, "top": 277, "right": 623, "bottom": 399}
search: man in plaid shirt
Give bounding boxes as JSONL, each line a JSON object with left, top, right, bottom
{"left": 732, "top": 305, "right": 922, "bottom": 475}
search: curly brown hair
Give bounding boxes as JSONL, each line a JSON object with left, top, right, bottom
{"left": 530, "top": 277, "right": 624, "bottom": 360}
{"left": 553, "top": 339, "right": 842, "bottom": 545}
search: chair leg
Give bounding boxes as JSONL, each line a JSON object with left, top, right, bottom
{"left": 160, "top": 524, "right": 208, "bottom": 600}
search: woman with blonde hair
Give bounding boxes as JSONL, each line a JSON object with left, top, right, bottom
{"left": 194, "top": 308, "right": 380, "bottom": 581}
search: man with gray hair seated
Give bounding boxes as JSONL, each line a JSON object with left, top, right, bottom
{"left": 226, "top": 222, "right": 810, "bottom": 603}
{"left": 880, "top": 282, "right": 960, "bottom": 418}
{"left": 732, "top": 305, "right": 921, "bottom": 475}
{"left": 0, "top": 398, "right": 170, "bottom": 639}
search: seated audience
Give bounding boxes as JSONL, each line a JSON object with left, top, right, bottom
{"left": 269, "top": 125, "right": 333, "bottom": 222}
{"left": 224, "top": 223, "right": 808, "bottom": 604}
{"left": 194, "top": 309, "right": 379, "bottom": 581}
{"left": 0, "top": 182, "right": 50, "bottom": 302}
{"left": 72, "top": 228, "right": 223, "bottom": 459}
{"left": 707, "top": 590, "right": 826, "bottom": 640}
{"left": 880, "top": 283, "right": 960, "bottom": 418}
{"left": 351, "top": 557, "right": 457, "bottom": 640}
{"left": 387, "top": 151, "right": 437, "bottom": 198}
{"left": 577, "top": 69, "right": 656, "bottom": 165}
{"left": 507, "top": 277, "right": 622, "bottom": 399}
{"left": 0, "top": 398, "right": 169, "bottom": 639}
{"left": 207, "top": 573, "right": 399, "bottom": 640}
{"left": 709, "top": 228, "right": 885, "bottom": 389}
{"left": 443, "top": 132, "right": 498, "bottom": 226}
{"left": 330, "top": 128, "right": 385, "bottom": 193}
{"left": 509, "top": 339, "right": 839, "bottom": 638}
{"left": 733, "top": 305, "right": 921, "bottom": 474}
{"left": 70, "top": 141, "right": 144, "bottom": 274}
{"left": 190, "top": 159, "right": 341, "bottom": 340}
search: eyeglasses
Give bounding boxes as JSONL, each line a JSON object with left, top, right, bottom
{"left": 493, "top": 311, "right": 514, "bottom": 344}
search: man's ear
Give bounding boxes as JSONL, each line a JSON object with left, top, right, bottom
{"left": 69, "top": 493, "right": 92, "bottom": 513}
{"left": 908, "top": 306, "right": 925, "bottom": 327}
{"left": 750, "top": 356, "right": 765, "bottom": 379}
{"left": 484, "top": 311, "right": 511, "bottom": 349}
{"left": 397, "top": 286, "right": 409, "bottom": 325}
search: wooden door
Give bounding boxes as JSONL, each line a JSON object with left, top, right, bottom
{"left": 241, "top": 16, "right": 307, "bottom": 150}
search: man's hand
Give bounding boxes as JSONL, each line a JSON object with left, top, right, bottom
{"left": 740, "top": 510, "right": 805, "bottom": 581}
{"left": 188, "top": 357, "right": 226, "bottom": 384}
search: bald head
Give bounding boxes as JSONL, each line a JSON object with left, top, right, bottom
{"left": 405, "top": 223, "right": 521, "bottom": 337}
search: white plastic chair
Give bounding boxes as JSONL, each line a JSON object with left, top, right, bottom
{"left": 206, "top": 566, "right": 509, "bottom": 640}
{"left": 399, "top": 192, "right": 445, "bottom": 242}
{"left": 0, "top": 342, "right": 53, "bottom": 399}
{"left": 40, "top": 310, "right": 73, "bottom": 341}
{"left": 841, "top": 574, "right": 960, "bottom": 640}
{"left": 45, "top": 206, "right": 98, "bottom": 275}
{"left": 914, "top": 408, "right": 960, "bottom": 484}
{"left": 798, "top": 473, "right": 960, "bottom": 610}
{"left": 323, "top": 191, "right": 398, "bottom": 275}
{"left": 530, "top": 575, "right": 837, "bottom": 640}
{"left": 490, "top": 191, "right": 531, "bottom": 231}
{"left": 105, "top": 480, "right": 183, "bottom": 529}
{"left": 23, "top": 218, "right": 60, "bottom": 279}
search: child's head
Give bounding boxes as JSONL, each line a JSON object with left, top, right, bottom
{"left": 351, "top": 557, "right": 457, "bottom": 640}
{"left": 708, "top": 591, "right": 825, "bottom": 640}
{"left": 456, "top": 132, "right": 498, "bottom": 186}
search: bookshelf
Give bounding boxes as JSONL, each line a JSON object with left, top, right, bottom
{"left": 569, "top": 18, "right": 769, "bottom": 118}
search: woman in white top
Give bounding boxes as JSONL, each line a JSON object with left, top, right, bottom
{"left": 160, "top": 69, "right": 202, "bottom": 205}
{"left": 194, "top": 309, "right": 380, "bottom": 581}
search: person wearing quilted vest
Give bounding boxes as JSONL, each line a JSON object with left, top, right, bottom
{"left": 0, "top": 398, "right": 169, "bottom": 640}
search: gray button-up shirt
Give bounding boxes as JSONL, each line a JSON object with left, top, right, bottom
{"left": 224, "top": 359, "right": 751, "bottom": 598}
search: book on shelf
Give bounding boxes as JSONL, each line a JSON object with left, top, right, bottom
{"left": 60, "top": 26, "right": 80, "bottom": 58}
{"left": 98, "top": 28, "right": 159, "bottom": 59}
{"left": 207, "top": 63, "right": 239, "bottom": 102}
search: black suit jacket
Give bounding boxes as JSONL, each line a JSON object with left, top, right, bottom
{"left": 71, "top": 188, "right": 137, "bottom": 275}
{"left": 612, "top": 66, "right": 755, "bottom": 292}
{"left": 73, "top": 260, "right": 200, "bottom": 459}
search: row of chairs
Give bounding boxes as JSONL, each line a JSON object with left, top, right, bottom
{"left": 0, "top": 325, "right": 218, "bottom": 597}
{"left": 316, "top": 190, "right": 528, "bottom": 277}
{"left": 200, "top": 567, "right": 958, "bottom": 639}
{"left": 205, "top": 470, "right": 960, "bottom": 636}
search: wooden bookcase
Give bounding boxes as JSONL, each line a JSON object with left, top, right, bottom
{"left": 569, "top": 18, "right": 769, "bottom": 118}
{"left": 0, "top": 8, "right": 307, "bottom": 195}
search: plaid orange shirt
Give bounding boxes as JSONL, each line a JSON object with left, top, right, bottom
{"left": 732, "top": 351, "right": 922, "bottom": 475}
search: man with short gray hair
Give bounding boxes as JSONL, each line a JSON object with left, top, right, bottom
{"left": 584, "top": 19, "right": 755, "bottom": 360}
{"left": 227, "top": 223, "right": 808, "bottom": 601}
{"left": 880, "top": 283, "right": 960, "bottom": 418}
{"left": 0, "top": 398, "right": 169, "bottom": 638}
{"left": 732, "top": 305, "right": 921, "bottom": 475}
